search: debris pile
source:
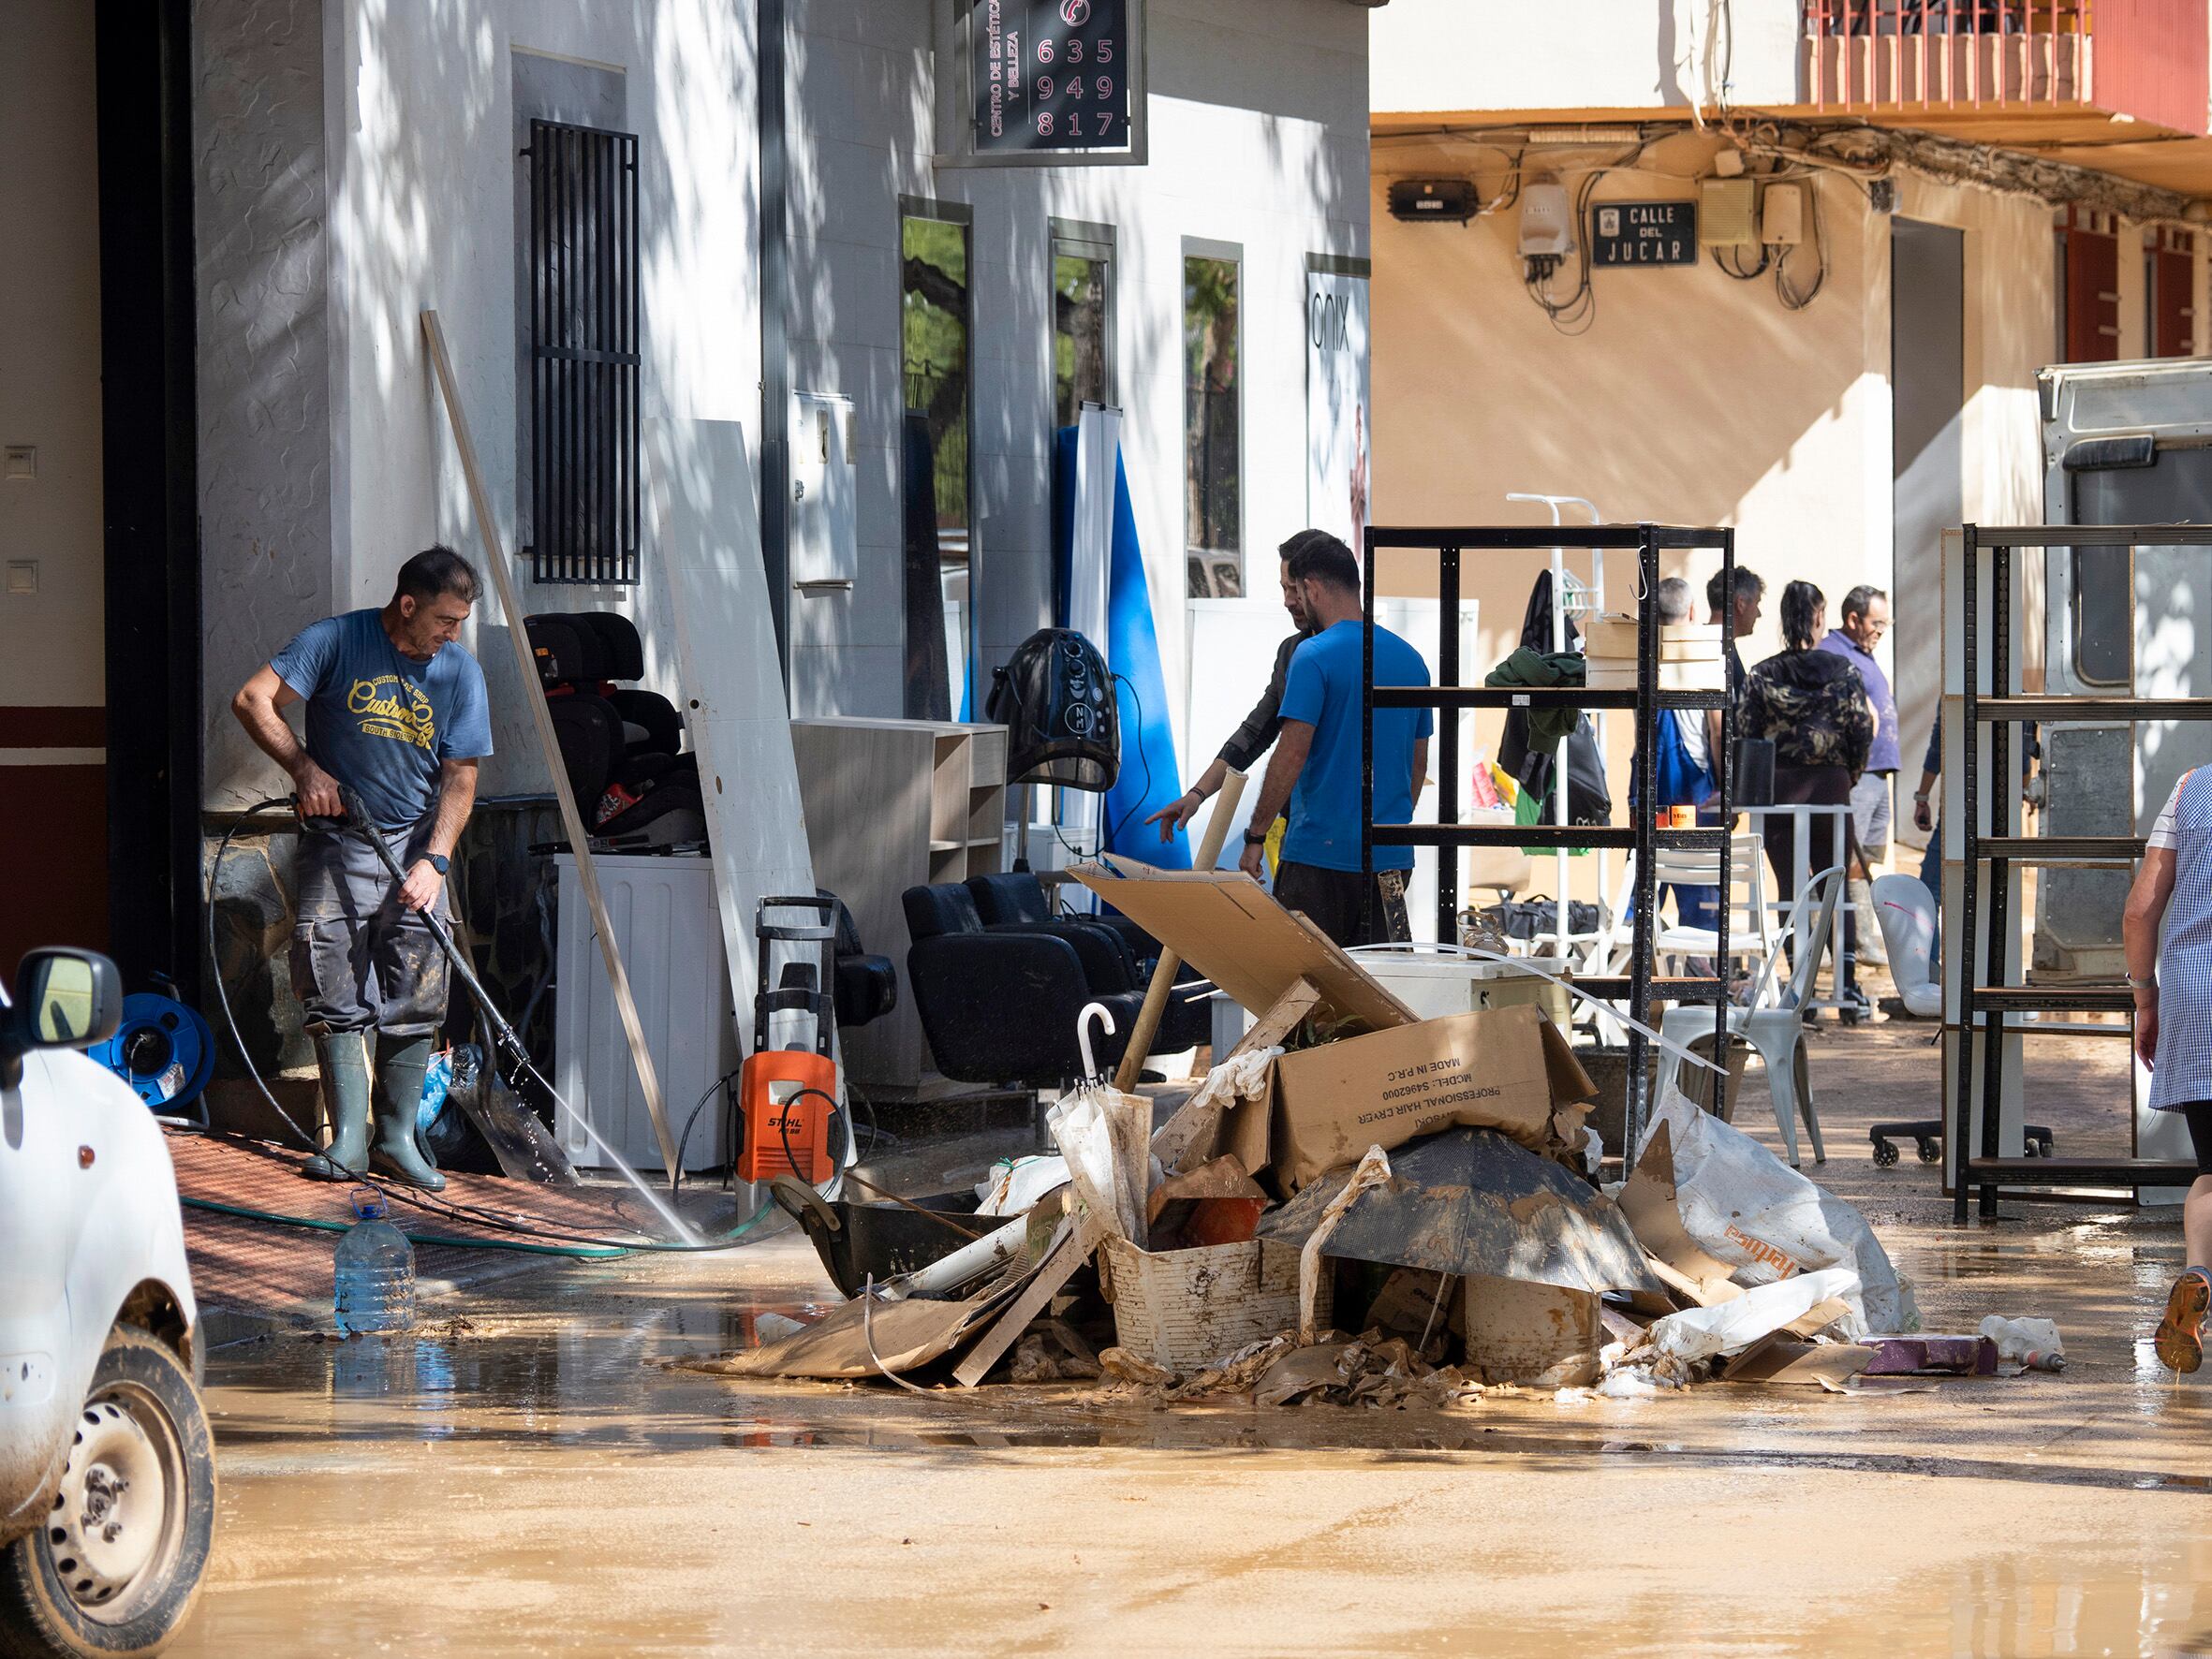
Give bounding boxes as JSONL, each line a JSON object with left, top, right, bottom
{"left": 692, "top": 865, "right": 2060, "bottom": 1406}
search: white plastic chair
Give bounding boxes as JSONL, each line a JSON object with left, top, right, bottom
{"left": 1586, "top": 842, "right": 1773, "bottom": 984}
{"left": 1653, "top": 864, "right": 1845, "bottom": 1168}
{"left": 1650, "top": 838, "right": 1778, "bottom": 999}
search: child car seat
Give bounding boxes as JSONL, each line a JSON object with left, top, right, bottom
{"left": 524, "top": 611, "right": 708, "bottom": 850}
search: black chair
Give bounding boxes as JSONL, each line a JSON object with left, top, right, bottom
{"left": 966, "top": 870, "right": 1158, "bottom": 963}
{"left": 965, "top": 872, "right": 1211, "bottom": 1055}
{"left": 902, "top": 883, "right": 1142, "bottom": 1090}
{"left": 823, "top": 890, "right": 896, "bottom": 1033}
{"left": 961, "top": 873, "right": 1142, "bottom": 990}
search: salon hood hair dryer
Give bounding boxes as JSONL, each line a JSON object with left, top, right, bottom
{"left": 986, "top": 627, "right": 1120, "bottom": 791}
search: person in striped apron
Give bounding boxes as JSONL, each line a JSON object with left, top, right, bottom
{"left": 2125, "top": 765, "right": 2212, "bottom": 1371}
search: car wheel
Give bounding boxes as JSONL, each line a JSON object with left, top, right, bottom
{"left": 0, "top": 1326, "right": 216, "bottom": 1658}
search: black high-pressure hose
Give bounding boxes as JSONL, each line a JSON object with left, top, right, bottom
{"left": 205, "top": 794, "right": 770, "bottom": 1253}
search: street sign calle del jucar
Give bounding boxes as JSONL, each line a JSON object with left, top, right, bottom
{"left": 1589, "top": 200, "right": 1696, "bottom": 268}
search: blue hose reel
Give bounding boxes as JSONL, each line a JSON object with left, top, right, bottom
{"left": 88, "top": 990, "right": 216, "bottom": 1122}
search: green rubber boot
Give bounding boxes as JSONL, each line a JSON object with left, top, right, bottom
{"left": 302, "top": 1031, "right": 372, "bottom": 1181}
{"left": 368, "top": 1034, "right": 445, "bottom": 1191}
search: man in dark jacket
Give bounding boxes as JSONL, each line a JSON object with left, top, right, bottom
{"left": 1146, "top": 529, "right": 1326, "bottom": 844}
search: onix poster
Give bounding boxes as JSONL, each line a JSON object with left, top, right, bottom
{"left": 1305, "top": 265, "right": 1371, "bottom": 552}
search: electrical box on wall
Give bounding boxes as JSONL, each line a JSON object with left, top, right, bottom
{"left": 789, "top": 390, "right": 856, "bottom": 592}
{"left": 1388, "top": 178, "right": 1477, "bottom": 223}
{"left": 1762, "top": 183, "right": 1806, "bottom": 247}
{"left": 1698, "top": 178, "right": 1758, "bottom": 247}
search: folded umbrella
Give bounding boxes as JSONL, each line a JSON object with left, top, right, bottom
{"left": 1257, "top": 1127, "right": 1661, "bottom": 1298}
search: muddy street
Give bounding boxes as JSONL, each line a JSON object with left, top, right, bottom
{"left": 165, "top": 1027, "right": 2212, "bottom": 1657}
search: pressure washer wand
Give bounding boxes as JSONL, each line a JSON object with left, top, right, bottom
{"left": 301, "top": 785, "right": 535, "bottom": 1080}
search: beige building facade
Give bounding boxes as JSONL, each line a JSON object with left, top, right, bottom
{"left": 1365, "top": 0, "right": 2212, "bottom": 905}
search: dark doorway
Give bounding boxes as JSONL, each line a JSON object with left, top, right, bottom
{"left": 96, "top": 0, "right": 202, "bottom": 999}
{"left": 1891, "top": 217, "right": 1965, "bottom": 816}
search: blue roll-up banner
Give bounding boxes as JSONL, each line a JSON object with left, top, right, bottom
{"left": 1053, "top": 426, "right": 1187, "bottom": 869}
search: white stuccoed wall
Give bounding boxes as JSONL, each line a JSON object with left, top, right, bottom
{"left": 785, "top": 0, "right": 1372, "bottom": 766}
{"left": 196, "top": 0, "right": 335, "bottom": 803}
{"left": 199, "top": 0, "right": 761, "bottom": 806}
{"left": 1369, "top": 0, "right": 1804, "bottom": 117}
{"left": 197, "top": 0, "right": 1368, "bottom": 800}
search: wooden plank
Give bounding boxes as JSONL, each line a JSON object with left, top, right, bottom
{"left": 1113, "top": 768, "right": 1248, "bottom": 1093}
{"left": 951, "top": 1225, "right": 1086, "bottom": 1388}
{"left": 420, "top": 310, "right": 678, "bottom": 1174}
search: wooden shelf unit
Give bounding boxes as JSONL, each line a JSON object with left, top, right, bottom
{"left": 790, "top": 717, "right": 1009, "bottom": 1095}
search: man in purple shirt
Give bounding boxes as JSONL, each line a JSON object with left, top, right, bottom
{"left": 1818, "top": 585, "right": 1897, "bottom": 972}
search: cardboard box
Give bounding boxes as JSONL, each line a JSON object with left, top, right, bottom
{"left": 1584, "top": 660, "right": 1725, "bottom": 692}
{"left": 1579, "top": 616, "right": 1724, "bottom": 660}
{"left": 1222, "top": 1003, "right": 1599, "bottom": 1194}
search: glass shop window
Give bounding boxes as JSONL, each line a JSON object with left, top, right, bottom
{"left": 1053, "top": 226, "right": 1113, "bottom": 432}
{"left": 901, "top": 206, "right": 973, "bottom": 719}
{"left": 1183, "top": 251, "right": 1242, "bottom": 598}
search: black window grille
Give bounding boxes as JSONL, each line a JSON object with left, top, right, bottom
{"left": 524, "top": 118, "right": 641, "bottom": 585}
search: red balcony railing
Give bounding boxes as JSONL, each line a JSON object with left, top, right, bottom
{"left": 1805, "top": 2, "right": 2088, "bottom": 111}
{"left": 1804, "top": 1, "right": 2209, "bottom": 131}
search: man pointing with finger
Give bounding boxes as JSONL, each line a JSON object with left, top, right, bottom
{"left": 1145, "top": 529, "right": 1325, "bottom": 850}
{"left": 230, "top": 547, "right": 494, "bottom": 1189}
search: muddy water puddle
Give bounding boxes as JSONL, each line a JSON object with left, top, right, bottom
{"left": 178, "top": 1224, "right": 2212, "bottom": 1655}
{"left": 205, "top": 1304, "right": 2212, "bottom": 1495}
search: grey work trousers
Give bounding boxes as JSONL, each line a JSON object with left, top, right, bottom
{"left": 288, "top": 821, "right": 451, "bottom": 1040}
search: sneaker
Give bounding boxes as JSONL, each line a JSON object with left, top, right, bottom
{"left": 2156, "top": 1269, "right": 2210, "bottom": 1373}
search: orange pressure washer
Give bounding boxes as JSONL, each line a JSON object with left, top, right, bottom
{"left": 734, "top": 896, "right": 843, "bottom": 1185}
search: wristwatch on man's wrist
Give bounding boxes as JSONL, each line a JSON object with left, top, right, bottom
{"left": 425, "top": 853, "right": 450, "bottom": 876}
{"left": 1244, "top": 829, "right": 1270, "bottom": 846}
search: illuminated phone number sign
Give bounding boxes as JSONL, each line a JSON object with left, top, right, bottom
{"left": 974, "top": 0, "right": 1130, "bottom": 154}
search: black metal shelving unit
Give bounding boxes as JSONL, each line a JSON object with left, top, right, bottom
{"left": 1952, "top": 521, "right": 2212, "bottom": 1222}
{"left": 1361, "top": 522, "right": 1736, "bottom": 1157}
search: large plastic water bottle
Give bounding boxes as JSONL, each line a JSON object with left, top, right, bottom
{"left": 333, "top": 1188, "right": 415, "bottom": 1335}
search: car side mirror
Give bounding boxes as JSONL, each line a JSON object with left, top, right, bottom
{"left": 0, "top": 949, "right": 125, "bottom": 1087}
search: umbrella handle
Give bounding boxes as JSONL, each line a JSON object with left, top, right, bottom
{"left": 1076, "top": 1001, "right": 1116, "bottom": 1089}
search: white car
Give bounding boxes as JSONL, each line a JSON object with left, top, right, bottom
{"left": 0, "top": 948, "right": 214, "bottom": 1656}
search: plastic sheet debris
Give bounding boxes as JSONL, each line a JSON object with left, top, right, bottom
{"left": 1644, "top": 1267, "right": 1865, "bottom": 1363}
{"left": 1297, "top": 1145, "right": 1396, "bottom": 1341}
{"left": 975, "top": 1155, "right": 1070, "bottom": 1218}
{"left": 1636, "top": 1086, "right": 1918, "bottom": 1332}
{"left": 1980, "top": 1314, "right": 2065, "bottom": 1373}
{"left": 1048, "top": 1089, "right": 1151, "bottom": 1247}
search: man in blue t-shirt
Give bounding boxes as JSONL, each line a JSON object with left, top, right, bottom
{"left": 231, "top": 547, "right": 495, "bottom": 1190}
{"left": 1236, "top": 533, "right": 1432, "bottom": 947}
